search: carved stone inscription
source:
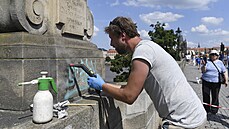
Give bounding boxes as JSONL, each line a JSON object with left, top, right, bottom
{"left": 57, "top": 0, "right": 86, "bottom": 36}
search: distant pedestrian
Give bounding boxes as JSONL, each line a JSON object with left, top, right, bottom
{"left": 196, "top": 55, "right": 201, "bottom": 70}
{"left": 192, "top": 54, "right": 196, "bottom": 66}
{"left": 201, "top": 50, "right": 228, "bottom": 114}
{"left": 219, "top": 52, "right": 224, "bottom": 61}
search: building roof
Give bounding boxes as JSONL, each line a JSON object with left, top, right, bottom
{"left": 107, "top": 49, "right": 118, "bottom": 54}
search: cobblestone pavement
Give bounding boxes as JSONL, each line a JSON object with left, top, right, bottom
{"left": 183, "top": 63, "right": 229, "bottom": 129}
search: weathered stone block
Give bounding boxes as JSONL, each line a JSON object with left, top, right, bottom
{"left": 0, "top": 0, "right": 93, "bottom": 38}
{"left": 5, "top": 99, "right": 100, "bottom": 129}
{"left": 0, "top": 33, "right": 104, "bottom": 111}
{"left": 0, "top": 60, "right": 24, "bottom": 110}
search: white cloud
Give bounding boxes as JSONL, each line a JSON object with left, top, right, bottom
{"left": 163, "top": 23, "right": 170, "bottom": 29}
{"left": 191, "top": 24, "right": 229, "bottom": 36}
{"left": 201, "top": 17, "right": 224, "bottom": 25}
{"left": 204, "top": 40, "right": 222, "bottom": 47}
{"left": 110, "top": 0, "right": 120, "bottom": 6}
{"left": 138, "top": 30, "right": 151, "bottom": 40}
{"left": 210, "top": 29, "right": 229, "bottom": 36}
{"left": 93, "top": 26, "right": 99, "bottom": 36}
{"left": 139, "top": 11, "right": 184, "bottom": 25}
{"left": 123, "top": 0, "right": 218, "bottom": 10}
{"left": 191, "top": 24, "right": 209, "bottom": 33}
{"left": 187, "top": 40, "right": 219, "bottom": 48}
{"left": 182, "top": 30, "right": 188, "bottom": 37}
{"left": 187, "top": 41, "right": 198, "bottom": 48}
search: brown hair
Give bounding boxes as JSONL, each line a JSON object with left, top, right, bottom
{"left": 104, "top": 16, "right": 140, "bottom": 38}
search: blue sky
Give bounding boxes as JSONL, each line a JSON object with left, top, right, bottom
{"left": 88, "top": 0, "right": 229, "bottom": 50}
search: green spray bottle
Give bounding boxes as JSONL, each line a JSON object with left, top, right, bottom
{"left": 18, "top": 71, "right": 57, "bottom": 123}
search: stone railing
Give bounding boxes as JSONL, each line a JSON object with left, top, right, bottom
{"left": 1, "top": 58, "right": 186, "bottom": 129}
{"left": 8, "top": 89, "right": 160, "bottom": 129}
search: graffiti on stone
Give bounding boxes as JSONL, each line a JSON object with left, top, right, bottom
{"left": 64, "top": 59, "right": 97, "bottom": 99}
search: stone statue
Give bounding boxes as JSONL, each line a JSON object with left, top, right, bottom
{"left": 0, "top": 0, "right": 94, "bottom": 40}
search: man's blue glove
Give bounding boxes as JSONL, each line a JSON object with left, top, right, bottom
{"left": 87, "top": 74, "right": 105, "bottom": 91}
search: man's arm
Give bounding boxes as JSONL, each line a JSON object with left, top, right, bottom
{"left": 102, "top": 59, "right": 150, "bottom": 104}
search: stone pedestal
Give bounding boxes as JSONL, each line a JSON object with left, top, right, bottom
{"left": 0, "top": 0, "right": 94, "bottom": 38}
{"left": 0, "top": 1, "right": 106, "bottom": 128}
{"left": 0, "top": 32, "right": 104, "bottom": 111}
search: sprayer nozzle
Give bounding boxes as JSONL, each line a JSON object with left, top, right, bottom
{"left": 69, "top": 63, "right": 96, "bottom": 77}
{"left": 18, "top": 80, "right": 38, "bottom": 86}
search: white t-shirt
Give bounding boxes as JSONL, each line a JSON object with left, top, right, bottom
{"left": 132, "top": 40, "right": 206, "bottom": 128}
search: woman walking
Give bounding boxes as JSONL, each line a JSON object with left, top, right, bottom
{"left": 201, "top": 50, "right": 228, "bottom": 114}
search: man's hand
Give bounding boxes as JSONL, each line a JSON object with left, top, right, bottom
{"left": 87, "top": 74, "right": 105, "bottom": 91}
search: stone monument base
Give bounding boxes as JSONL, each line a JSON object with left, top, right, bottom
{"left": 0, "top": 32, "right": 104, "bottom": 111}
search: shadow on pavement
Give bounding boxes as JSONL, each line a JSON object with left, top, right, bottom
{"left": 207, "top": 113, "right": 229, "bottom": 127}
{"left": 187, "top": 80, "right": 200, "bottom": 84}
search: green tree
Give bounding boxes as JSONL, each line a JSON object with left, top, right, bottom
{"left": 110, "top": 22, "right": 182, "bottom": 82}
{"left": 110, "top": 53, "right": 132, "bottom": 82}
{"left": 148, "top": 22, "right": 181, "bottom": 60}
{"left": 105, "top": 56, "right": 111, "bottom": 62}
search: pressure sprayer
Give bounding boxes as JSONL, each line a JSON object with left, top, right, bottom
{"left": 18, "top": 71, "right": 57, "bottom": 124}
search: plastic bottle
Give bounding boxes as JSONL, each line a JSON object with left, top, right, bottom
{"left": 32, "top": 71, "right": 57, "bottom": 123}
